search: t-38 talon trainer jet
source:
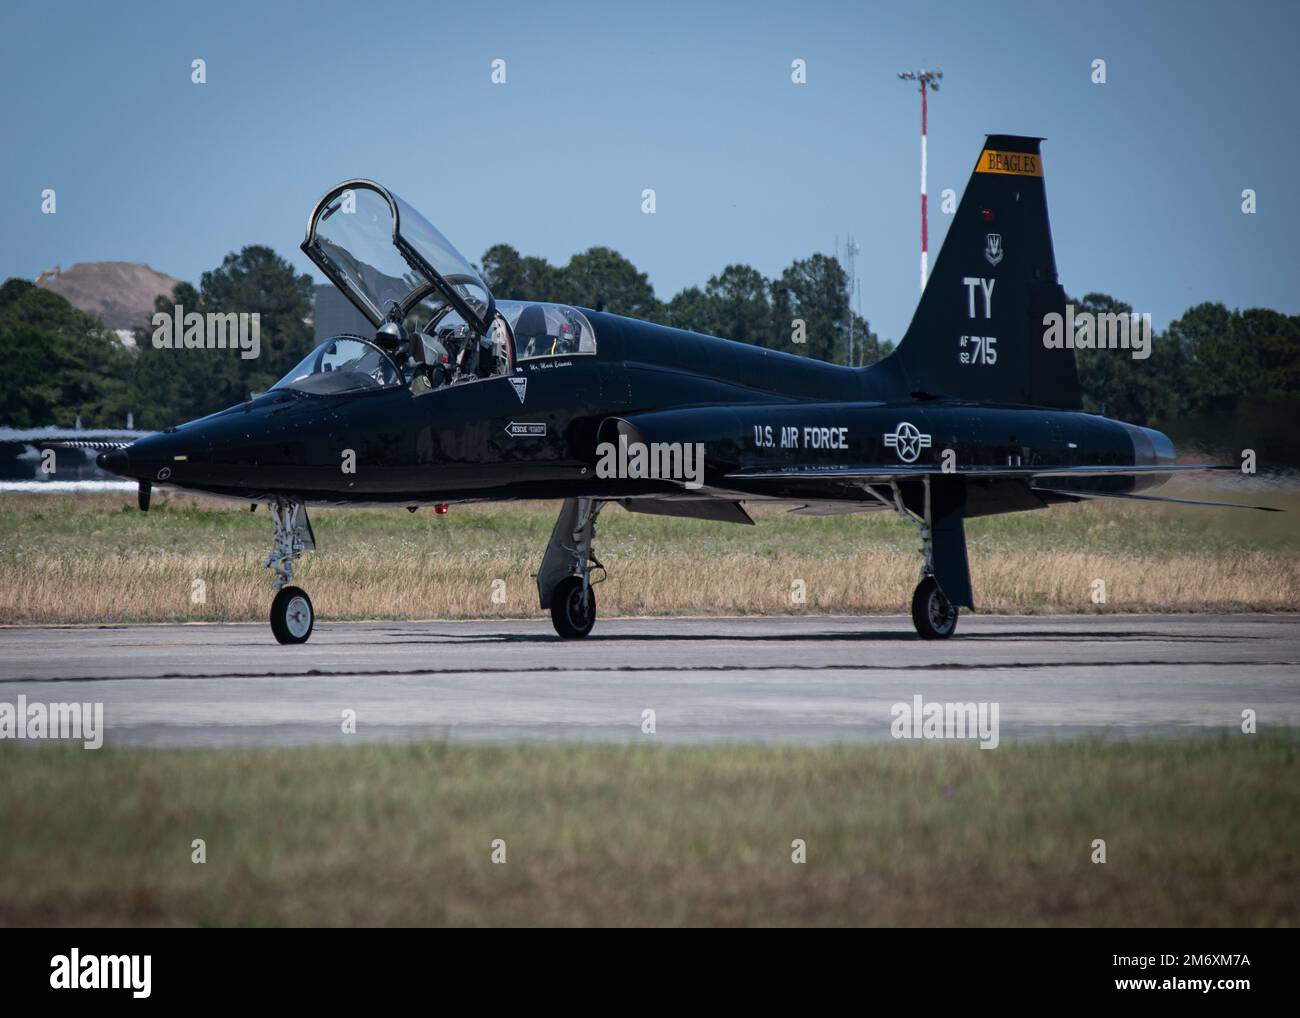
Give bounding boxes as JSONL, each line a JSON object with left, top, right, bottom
{"left": 97, "top": 134, "right": 1277, "bottom": 643}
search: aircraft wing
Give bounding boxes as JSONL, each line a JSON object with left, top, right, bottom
{"left": 602, "top": 410, "right": 1273, "bottom": 511}
{"left": 617, "top": 497, "right": 755, "bottom": 525}
{"left": 711, "top": 464, "right": 1278, "bottom": 513}
{"left": 723, "top": 463, "right": 1234, "bottom": 481}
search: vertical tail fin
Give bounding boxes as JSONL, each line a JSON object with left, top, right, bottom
{"left": 889, "top": 135, "right": 1081, "bottom": 410}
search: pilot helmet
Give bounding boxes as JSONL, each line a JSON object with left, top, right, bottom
{"left": 375, "top": 319, "right": 406, "bottom": 356}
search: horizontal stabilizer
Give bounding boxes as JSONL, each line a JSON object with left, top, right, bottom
{"left": 1033, "top": 487, "right": 1282, "bottom": 512}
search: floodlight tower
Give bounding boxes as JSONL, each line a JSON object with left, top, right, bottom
{"left": 897, "top": 69, "right": 942, "bottom": 292}
{"left": 842, "top": 235, "right": 860, "bottom": 365}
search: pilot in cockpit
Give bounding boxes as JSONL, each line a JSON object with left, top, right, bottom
{"left": 454, "top": 323, "right": 507, "bottom": 381}
{"left": 374, "top": 321, "right": 409, "bottom": 368}
{"left": 555, "top": 319, "right": 578, "bottom": 355}
{"left": 438, "top": 321, "right": 470, "bottom": 373}
{"left": 403, "top": 313, "right": 507, "bottom": 393}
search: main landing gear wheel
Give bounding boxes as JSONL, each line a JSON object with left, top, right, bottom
{"left": 550, "top": 575, "right": 596, "bottom": 639}
{"left": 271, "top": 585, "right": 314, "bottom": 645}
{"left": 911, "top": 576, "right": 958, "bottom": 640}
{"left": 538, "top": 498, "right": 605, "bottom": 639}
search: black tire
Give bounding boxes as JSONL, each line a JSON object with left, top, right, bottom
{"left": 911, "top": 576, "right": 958, "bottom": 640}
{"left": 550, "top": 575, "right": 596, "bottom": 639}
{"left": 270, "top": 585, "right": 314, "bottom": 644}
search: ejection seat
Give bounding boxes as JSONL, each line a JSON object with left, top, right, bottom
{"left": 513, "top": 304, "right": 550, "bottom": 359}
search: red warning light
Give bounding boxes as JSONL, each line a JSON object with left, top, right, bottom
{"left": 434, "top": 503, "right": 449, "bottom": 515}
{"left": 981, "top": 208, "right": 994, "bottom": 222}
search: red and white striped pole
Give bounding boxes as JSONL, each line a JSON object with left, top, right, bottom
{"left": 920, "top": 80, "right": 929, "bottom": 292}
{"left": 898, "top": 69, "right": 942, "bottom": 293}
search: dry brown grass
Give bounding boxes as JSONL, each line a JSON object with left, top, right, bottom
{"left": 2, "top": 548, "right": 1297, "bottom": 624}
{"left": 1, "top": 488, "right": 1296, "bottom": 623}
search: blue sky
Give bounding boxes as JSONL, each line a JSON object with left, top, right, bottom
{"left": 1, "top": 0, "right": 1296, "bottom": 342}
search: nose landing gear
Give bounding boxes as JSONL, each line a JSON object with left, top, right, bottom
{"left": 550, "top": 575, "right": 596, "bottom": 639}
{"left": 264, "top": 499, "right": 316, "bottom": 644}
{"left": 271, "top": 586, "right": 315, "bottom": 644}
{"left": 911, "top": 575, "right": 958, "bottom": 640}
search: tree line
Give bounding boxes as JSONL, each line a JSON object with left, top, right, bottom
{"left": 480, "top": 244, "right": 893, "bottom": 367}
{"left": 1, "top": 243, "right": 1296, "bottom": 462}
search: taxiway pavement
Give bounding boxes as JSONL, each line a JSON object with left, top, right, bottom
{"left": 0, "top": 614, "right": 1295, "bottom": 746}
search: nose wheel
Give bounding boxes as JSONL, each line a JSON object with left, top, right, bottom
{"left": 271, "top": 586, "right": 315, "bottom": 644}
{"left": 263, "top": 499, "right": 317, "bottom": 644}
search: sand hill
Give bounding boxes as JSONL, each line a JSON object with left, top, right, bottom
{"left": 35, "top": 261, "right": 180, "bottom": 330}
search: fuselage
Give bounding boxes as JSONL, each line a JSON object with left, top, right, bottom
{"left": 102, "top": 309, "right": 1175, "bottom": 510}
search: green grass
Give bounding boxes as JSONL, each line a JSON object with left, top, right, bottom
{"left": 2, "top": 737, "right": 1296, "bottom": 927}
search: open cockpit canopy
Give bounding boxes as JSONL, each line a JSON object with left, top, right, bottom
{"left": 302, "top": 180, "right": 494, "bottom": 335}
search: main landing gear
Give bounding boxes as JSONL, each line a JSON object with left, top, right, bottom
{"left": 868, "top": 477, "right": 960, "bottom": 640}
{"left": 911, "top": 575, "right": 958, "bottom": 640}
{"left": 536, "top": 497, "right": 606, "bottom": 639}
{"left": 264, "top": 499, "right": 316, "bottom": 644}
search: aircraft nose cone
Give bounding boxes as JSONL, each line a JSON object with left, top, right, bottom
{"left": 98, "top": 449, "right": 129, "bottom": 476}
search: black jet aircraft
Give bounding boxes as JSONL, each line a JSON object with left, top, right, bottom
{"left": 94, "top": 135, "right": 1276, "bottom": 643}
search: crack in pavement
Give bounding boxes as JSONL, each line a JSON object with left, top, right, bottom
{"left": 3, "top": 658, "right": 1296, "bottom": 683}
